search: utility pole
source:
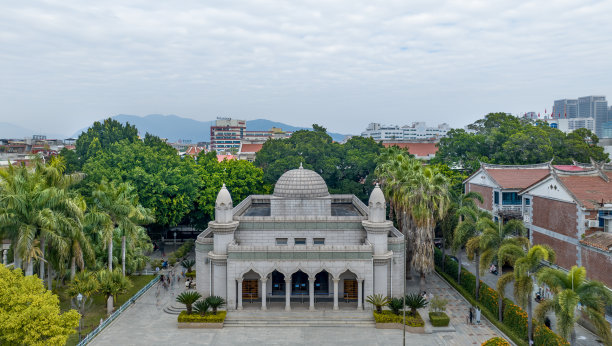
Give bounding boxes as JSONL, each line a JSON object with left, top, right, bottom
{"left": 403, "top": 238, "right": 406, "bottom": 346}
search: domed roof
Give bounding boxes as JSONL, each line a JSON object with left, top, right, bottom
{"left": 273, "top": 163, "right": 329, "bottom": 198}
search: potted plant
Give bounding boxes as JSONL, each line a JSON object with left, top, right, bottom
{"left": 177, "top": 295, "right": 227, "bottom": 329}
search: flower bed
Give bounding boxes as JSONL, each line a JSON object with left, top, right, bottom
{"left": 481, "top": 336, "right": 511, "bottom": 346}
{"left": 177, "top": 311, "right": 226, "bottom": 329}
{"left": 429, "top": 311, "right": 450, "bottom": 327}
{"left": 373, "top": 310, "right": 425, "bottom": 333}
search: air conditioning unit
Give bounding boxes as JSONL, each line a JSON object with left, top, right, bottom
{"left": 587, "top": 220, "right": 600, "bottom": 228}
{"left": 523, "top": 215, "right": 531, "bottom": 223}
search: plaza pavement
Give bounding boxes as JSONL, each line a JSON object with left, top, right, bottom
{"left": 91, "top": 260, "right": 504, "bottom": 346}
{"left": 458, "top": 250, "right": 601, "bottom": 346}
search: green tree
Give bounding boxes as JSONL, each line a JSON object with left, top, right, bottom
{"left": 478, "top": 218, "right": 528, "bottom": 321}
{"left": 96, "top": 268, "right": 132, "bottom": 315}
{"left": 499, "top": 245, "right": 555, "bottom": 344}
{"left": 536, "top": 266, "right": 612, "bottom": 345}
{"left": 176, "top": 291, "right": 202, "bottom": 314}
{"left": 0, "top": 265, "right": 80, "bottom": 346}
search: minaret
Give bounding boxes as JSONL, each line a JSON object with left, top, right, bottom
{"left": 209, "top": 184, "right": 239, "bottom": 303}
{"left": 362, "top": 183, "right": 393, "bottom": 297}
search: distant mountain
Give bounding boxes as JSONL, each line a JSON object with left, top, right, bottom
{"left": 72, "top": 115, "right": 349, "bottom": 142}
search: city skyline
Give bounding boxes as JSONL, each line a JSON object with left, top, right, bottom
{"left": 1, "top": 1, "right": 611, "bottom": 136}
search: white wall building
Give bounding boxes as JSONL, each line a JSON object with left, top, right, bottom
{"left": 195, "top": 165, "right": 405, "bottom": 311}
{"left": 361, "top": 122, "right": 449, "bottom": 141}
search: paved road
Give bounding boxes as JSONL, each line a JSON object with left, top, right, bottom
{"left": 457, "top": 250, "right": 602, "bottom": 345}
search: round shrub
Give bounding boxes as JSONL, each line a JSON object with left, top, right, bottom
{"left": 481, "top": 337, "right": 511, "bottom": 346}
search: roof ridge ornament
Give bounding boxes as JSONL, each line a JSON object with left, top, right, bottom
{"left": 299, "top": 162, "right": 303, "bottom": 169}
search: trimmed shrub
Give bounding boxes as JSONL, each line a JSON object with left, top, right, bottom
{"left": 479, "top": 285, "right": 499, "bottom": 316}
{"left": 178, "top": 311, "right": 226, "bottom": 323}
{"left": 434, "top": 247, "right": 444, "bottom": 267}
{"left": 429, "top": 311, "right": 450, "bottom": 327}
{"left": 481, "top": 337, "right": 511, "bottom": 346}
{"left": 373, "top": 310, "right": 425, "bottom": 327}
{"left": 533, "top": 324, "right": 569, "bottom": 346}
{"left": 444, "top": 256, "right": 459, "bottom": 279}
{"left": 459, "top": 268, "right": 476, "bottom": 296}
{"left": 388, "top": 297, "right": 404, "bottom": 315}
{"left": 502, "top": 301, "right": 528, "bottom": 340}
{"left": 185, "top": 271, "right": 196, "bottom": 278}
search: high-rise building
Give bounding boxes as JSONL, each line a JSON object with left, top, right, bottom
{"left": 579, "top": 96, "right": 609, "bottom": 137}
{"left": 360, "top": 122, "right": 449, "bottom": 141}
{"left": 553, "top": 99, "right": 578, "bottom": 118}
{"left": 210, "top": 118, "right": 246, "bottom": 153}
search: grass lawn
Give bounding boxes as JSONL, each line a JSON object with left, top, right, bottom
{"left": 56, "top": 275, "right": 156, "bottom": 346}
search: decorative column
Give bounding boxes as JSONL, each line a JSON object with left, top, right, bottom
{"left": 333, "top": 278, "right": 340, "bottom": 310}
{"left": 308, "top": 277, "right": 316, "bottom": 311}
{"left": 260, "top": 278, "right": 267, "bottom": 310}
{"left": 237, "top": 278, "right": 243, "bottom": 310}
{"left": 285, "top": 278, "right": 292, "bottom": 311}
{"left": 357, "top": 279, "right": 363, "bottom": 310}
{"left": 2, "top": 250, "right": 7, "bottom": 265}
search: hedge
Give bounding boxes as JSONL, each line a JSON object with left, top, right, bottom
{"left": 434, "top": 246, "right": 568, "bottom": 346}
{"left": 503, "top": 301, "right": 528, "bottom": 340}
{"left": 185, "top": 271, "right": 196, "bottom": 278}
{"left": 168, "top": 240, "right": 195, "bottom": 265}
{"left": 373, "top": 310, "right": 425, "bottom": 327}
{"left": 178, "top": 311, "right": 226, "bottom": 323}
{"left": 482, "top": 337, "right": 511, "bottom": 346}
{"left": 429, "top": 312, "right": 450, "bottom": 327}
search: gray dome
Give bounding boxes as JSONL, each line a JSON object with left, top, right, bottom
{"left": 273, "top": 164, "right": 329, "bottom": 198}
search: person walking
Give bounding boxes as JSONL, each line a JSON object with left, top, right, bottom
{"left": 469, "top": 307, "right": 473, "bottom": 324}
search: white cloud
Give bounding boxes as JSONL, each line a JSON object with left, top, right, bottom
{"left": 0, "top": 0, "right": 611, "bottom": 136}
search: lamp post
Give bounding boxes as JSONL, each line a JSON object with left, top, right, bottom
{"left": 77, "top": 293, "right": 83, "bottom": 341}
{"left": 403, "top": 238, "right": 406, "bottom": 346}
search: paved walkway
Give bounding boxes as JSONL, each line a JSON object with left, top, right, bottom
{"left": 91, "top": 264, "right": 504, "bottom": 346}
{"left": 457, "top": 250, "right": 600, "bottom": 345}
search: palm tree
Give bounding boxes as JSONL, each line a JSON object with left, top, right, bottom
{"left": 499, "top": 245, "right": 555, "bottom": 345}
{"left": 97, "top": 268, "right": 132, "bottom": 315}
{"left": 90, "top": 180, "right": 153, "bottom": 274}
{"left": 478, "top": 218, "right": 528, "bottom": 321}
{"left": 176, "top": 291, "right": 202, "bottom": 314}
{"left": 452, "top": 206, "right": 485, "bottom": 291}
{"left": 205, "top": 296, "right": 226, "bottom": 314}
{"left": 388, "top": 297, "right": 405, "bottom": 315}
{"left": 181, "top": 259, "right": 196, "bottom": 273}
{"left": 366, "top": 294, "right": 390, "bottom": 313}
{"left": 193, "top": 300, "right": 210, "bottom": 316}
{"left": 536, "top": 266, "right": 612, "bottom": 345}
{"left": 404, "top": 293, "right": 428, "bottom": 316}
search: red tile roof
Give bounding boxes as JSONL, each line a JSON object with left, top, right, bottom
{"left": 240, "top": 143, "right": 264, "bottom": 153}
{"left": 558, "top": 172, "right": 612, "bottom": 209}
{"left": 553, "top": 165, "right": 587, "bottom": 172}
{"left": 185, "top": 146, "right": 205, "bottom": 156}
{"left": 382, "top": 142, "right": 438, "bottom": 157}
{"left": 580, "top": 232, "right": 612, "bottom": 252}
{"left": 217, "top": 154, "right": 236, "bottom": 162}
{"left": 485, "top": 168, "right": 550, "bottom": 189}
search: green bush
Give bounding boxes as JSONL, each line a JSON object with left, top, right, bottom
{"left": 428, "top": 311, "right": 450, "bottom": 327}
{"left": 502, "top": 300, "right": 527, "bottom": 340}
{"left": 185, "top": 271, "right": 196, "bottom": 278}
{"left": 482, "top": 337, "right": 511, "bottom": 346}
{"left": 533, "top": 324, "right": 570, "bottom": 346}
{"left": 177, "top": 311, "right": 226, "bottom": 323}
{"left": 373, "top": 310, "right": 424, "bottom": 327}
{"left": 388, "top": 297, "right": 404, "bottom": 315}
{"left": 459, "top": 268, "right": 476, "bottom": 296}
{"left": 434, "top": 247, "right": 444, "bottom": 267}
{"left": 479, "top": 284, "right": 499, "bottom": 316}
{"left": 429, "top": 295, "right": 448, "bottom": 312}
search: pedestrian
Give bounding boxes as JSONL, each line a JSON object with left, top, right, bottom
{"left": 469, "top": 307, "right": 473, "bottom": 324}
{"left": 475, "top": 307, "right": 481, "bottom": 324}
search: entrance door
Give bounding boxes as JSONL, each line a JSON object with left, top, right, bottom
{"left": 344, "top": 280, "right": 357, "bottom": 300}
{"left": 291, "top": 271, "right": 309, "bottom": 295}
{"left": 243, "top": 279, "right": 258, "bottom": 301}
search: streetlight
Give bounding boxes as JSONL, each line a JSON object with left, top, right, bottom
{"left": 77, "top": 293, "right": 83, "bottom": 341}
{"left": 403, "top": 238, "right": 406, "bottom": 346}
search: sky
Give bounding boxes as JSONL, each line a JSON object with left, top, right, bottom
{"left": 1, "top": 0, "right": 611, "bottom": 137}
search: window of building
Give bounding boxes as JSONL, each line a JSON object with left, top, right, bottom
{"left": 598, "top": 211, "right": 612, "bottom": 228}
{"left": 276, "top": 238, "right": 288, "bottom": 246}
{"left": 502, "top": 192, "right": 522, "bottom": 205}
{"left": 294, "top": 238, "right": 306, "bottom": 245}
{"left": 313, "top": 238, "right": 325, "bottom": 245}
{"left": 494, "top": 191, "right": 499, "bottom": 205}
{"left": 525, "top": 198, "right": 531, "bottom": 206}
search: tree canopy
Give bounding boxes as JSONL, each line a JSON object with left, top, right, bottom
{"left": 254, "top": 125, "right": 383, "bottom": 201}
{"left": 0, "top": 266, "right": 80, "bottom": 346}
{"left": 433, "top": 112, "right": 609, "bottom": 172}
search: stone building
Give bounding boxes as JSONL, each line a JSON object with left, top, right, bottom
{"left": 195, "top": 164, "right": 405, "bottom": 310}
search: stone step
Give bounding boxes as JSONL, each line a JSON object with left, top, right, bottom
{"left": 224, "top": 320, "right": 375, "bottom": 327}
{"left": 163, "top": 304, "right": 186, "bottom": 315}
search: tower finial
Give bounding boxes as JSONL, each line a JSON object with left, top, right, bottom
{"left": 299, "top": 162, "right": 303, "bottom": 169}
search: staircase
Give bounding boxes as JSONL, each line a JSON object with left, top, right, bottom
{"left": 224, "top": 309, "right": 375, "bottom": 327}
{"left": 163, "top": 303, "right": 186, "bottom": 315}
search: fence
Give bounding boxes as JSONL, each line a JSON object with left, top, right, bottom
{"left": 77, "top": 275, "right": 160, "bottom": 346}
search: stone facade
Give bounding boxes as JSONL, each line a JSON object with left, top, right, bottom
{"left": 196, "top": 167, "right": 405, "bottom": 312}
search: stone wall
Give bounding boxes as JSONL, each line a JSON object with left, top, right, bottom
{"left": 532, "top": 197, "right": 577, "bottom": 239}
{"left": 467, "top": 183, "right": 492, "bottom": 211}
{"left": 271, "top": 197, "right": 331, "bottom": 216}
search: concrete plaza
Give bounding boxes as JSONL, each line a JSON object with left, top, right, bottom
{"left": 90, "top": 265, "right": 504, "bottom": 346}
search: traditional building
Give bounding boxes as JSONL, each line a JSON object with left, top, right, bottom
{"left": 195, "top": 165, "right": 405, "bottom": 310}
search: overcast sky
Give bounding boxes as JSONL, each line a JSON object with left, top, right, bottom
{"left": 1, "top": 0, "right": 611, "bottom": 136}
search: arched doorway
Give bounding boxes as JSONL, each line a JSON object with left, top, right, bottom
{"left": 291, "top": 270, "right": 309, "bottom": 296}
{"left": 271, "top": 270, "right": 286, "bottom": 296}
{"left": 339, "top": 270, "right": 359, "bottom": 309}
{"left": 241, "top": 269, "right": 261, "bottom": 309}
